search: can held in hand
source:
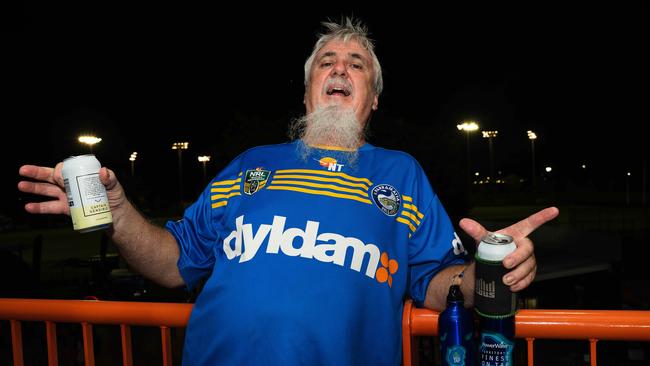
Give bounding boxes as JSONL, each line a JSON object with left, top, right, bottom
{"left": 475, "top": 232, "right": 517, "bottom": 317}
{"left": 475, "top": 232, "right": 517, "bottom": 366}
{"left": 62, "top": 154, "right": 113, "bottom": 233}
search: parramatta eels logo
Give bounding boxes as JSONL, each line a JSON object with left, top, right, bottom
{"left": 371, "top": 184, "right": 401, "bottom": 216}
{"left": 244, "top": 168, "right": 270, "bottom": 195}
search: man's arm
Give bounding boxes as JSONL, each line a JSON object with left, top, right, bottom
{"left": 107, "top": 198, "right": 185, "bottom": 288}
{"left": 18, "top": 164, "right": 185, "bottom": 288}
{"left": 424, "top": 262, "right": 475, "bottom": 311}
{"left": 423, "top": 207, "right": 559, "bottom": 311}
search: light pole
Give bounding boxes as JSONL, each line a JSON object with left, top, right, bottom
{"left": 457, "top": 121, "right": 479, "bottom": 187}
{"left": 129, "top": 152, "right": 138, "bottom": 177}
{"left": 527, "top": 130, "right": 537, "bottom": 191}
{"left": 172, "top": 142, "right": 189, "bottom": 204}
{"left": 643, "top": 160, "right": 647, "bottom": 205}
{"left": 78, "top": 135, "right": 102, "bottom": 153}
{"left": 626, "top": 172, "right": 631, "bottom": 206}
{"left": 482, "top": 130, "right": 498, "bottom": 181}
{"left": 198, "top": 155, "right": 211, "bottom": 184}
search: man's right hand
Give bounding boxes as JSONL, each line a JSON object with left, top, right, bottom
{"left": 18, "top": 163, "right": 127, "bottom": 216}
{"left": 18, "top": 163, "right": 185, "bottom": 288}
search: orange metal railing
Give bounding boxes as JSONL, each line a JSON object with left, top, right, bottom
{"left": 0, "top": 298, "right": 192, "bottom": 366}
{"left": 402, "top": 299, "right": 650, "bottom": 366}
{"left": 1, "top": 298, "right": 650, "bottom": 366}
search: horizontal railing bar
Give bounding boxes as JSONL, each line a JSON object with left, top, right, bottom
{"left": 0, "top": 299, "right": 192, "bottom": 327}
{"left": 409, "top": 308, "right": 650, "bottom": 341}
{"left": 516, "top": 310, "right": 650, "bottom": 341}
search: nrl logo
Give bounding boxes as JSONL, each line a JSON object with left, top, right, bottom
{"left": 244, "top": 168, "right": 270, "bottom": 195}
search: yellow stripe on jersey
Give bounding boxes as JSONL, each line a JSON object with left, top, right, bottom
{"left": 400, "top": 210, "right": 421, "bottom": 226}
{"left": 275, "top": 169, "right": 372, "bottom": 185}
{"left": 211, "top": 176, "right": 241, "bottom": 209}
{"left": 273, "top": 174, "right": 370, "bottom": 190}
{"left": 212, "top": 178, "right": 241, "bottom": 186}
{"left": 210, "top": 184, "right": 240, "bottom": 193}
{"left": 399, "top": 195, "right": 424, "bottom": 233}
{"left": 403, "top": 203, "right": 424, "bottom": 219}
{"left": 396, "top": 217, "right": 416, "bottom": 232}
{"left": 268, "top": 180, "right": 368, "bottom": 198}
{"left": 308, "top": 144, "right": 357, "bottom": 152}
{"left": 267, "top": 185, "right": 372, "bottom": 204}
{"left": 210, "top": 192, "right": 241, "bottom": 201}
{"left": 211, "top": 201, "right": 228, "bottom": 208}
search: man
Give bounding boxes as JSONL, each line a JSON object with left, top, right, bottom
{"left": 18, "top": 18, "right": 558, "bottom": 365}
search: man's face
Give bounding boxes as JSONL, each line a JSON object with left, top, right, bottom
{"left": 304, "top": 39, "right": 379, "bottom": 127}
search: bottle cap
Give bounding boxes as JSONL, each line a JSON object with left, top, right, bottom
{"left": 447, "top": 284, "right": 464, "bottom": 302}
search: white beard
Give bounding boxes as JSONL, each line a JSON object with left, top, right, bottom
{"left": 288, "top": 105, "right": 364, "bottom": 163}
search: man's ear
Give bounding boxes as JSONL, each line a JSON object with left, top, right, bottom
{"left": 372, "top": 95, "right": 379, "bottom": 111}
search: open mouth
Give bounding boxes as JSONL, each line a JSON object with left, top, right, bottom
{"left": 326, "top": 86, "right": 351, "bottom": 97}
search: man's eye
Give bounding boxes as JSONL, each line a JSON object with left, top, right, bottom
{"left": 350, "top": 64, "right": 362, "bottom": 70}
{"left": 321, "top": 62, "right": 333, "bottom": 67}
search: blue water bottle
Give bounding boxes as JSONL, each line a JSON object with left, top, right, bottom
{"left": 439, "top": 284, "right": 474, "bottom": 366}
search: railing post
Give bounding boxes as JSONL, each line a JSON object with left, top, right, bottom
{"left": 589, "top": 338, "right": 598, "bottom": 366}
{"left": 10, "top": 320, "right": 24, "bottom": 366}
{"left": 120, "top": 324, "right": 133, "bottom": 366}
{"left": 526, "top": 337, "right": 535, "bottom": 366}
{"left": 81, "top": 322, "right": 95, "bottom": 366}
{"left": 45, "top": 321, "right": 58, "bottom": 366}
{"left": 401, "top": 299, "right": 413, "bottom": 366}
{"left": 161, "top": 326, "right": 173, "bottom": 366}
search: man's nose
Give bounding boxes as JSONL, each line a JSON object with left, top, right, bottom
{"left": 331, "top": 60, "right": 347, "bottom": 77}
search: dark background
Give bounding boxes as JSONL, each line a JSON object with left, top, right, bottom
{"left": 2, "top": 3, "right": 646, "bottom": 217}
{"left": 1, "top": 5, "right": 649, "bottom": 364}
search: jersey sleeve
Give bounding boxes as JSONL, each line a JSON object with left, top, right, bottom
{"left": 404, "top": 166, "right": 469, "bottom": 307}
{"left": 165, "top": 156, "right": 243, "bottom": 290}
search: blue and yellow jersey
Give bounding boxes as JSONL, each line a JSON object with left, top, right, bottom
{"left": 167, "top": 140, "right": 467, "bottom": 366}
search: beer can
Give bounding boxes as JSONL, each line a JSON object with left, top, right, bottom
{"left": 62, "top": 154, "right": 113, "bottom": 232}
{"left": 474, "top": 232, "right": 517, "bottom": 317}
{"left": 475, "top": 232, "right": 517, "bottom": 366}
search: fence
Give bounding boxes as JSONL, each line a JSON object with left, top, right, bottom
{"left": 2, "top": 298, "right": 650, "bottom": 365}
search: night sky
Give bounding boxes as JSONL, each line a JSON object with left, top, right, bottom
{"left": 2, "top": 4, "right": 646, "bottom": 217}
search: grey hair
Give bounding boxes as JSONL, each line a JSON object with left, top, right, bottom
{"left": 304, "top": 17, "right": 383, "bottom": 95}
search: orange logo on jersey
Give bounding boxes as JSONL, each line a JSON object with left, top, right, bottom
{"left": 317, "top": 157, "right": 344, "bottom": 172}
{"left": 375, "top": 252, "right": 399, "bottom": 287}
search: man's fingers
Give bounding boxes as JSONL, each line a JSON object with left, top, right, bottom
{"left": 24, "top": 201, "right": 69, "bottom": 215}
{"left": 459, "top": 218, "right": 488, "bottom": 243}
{"left": 503, "top": 237, "right": 534, "bottom": 269}
{"left": 502, "top": 206, "right": 559, "bottom": 239}
{"left": 99, "top": 167, "right": 118, "bottom": 190}
{"left": 19, "top": 163, "right": 65, "bottom": 187}
{"left": 18, "top": 181, "right": 65, "bottom": 199}
{"left": 503, "top": 255, "right": 536, "bottom": 292}
{"left": 19, "top": 165, "right": 54, "bottom": 182}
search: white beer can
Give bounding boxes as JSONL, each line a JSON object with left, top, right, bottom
{"left": 62, "top": 154, "right": 113, "bottom": 232}
{"left": 475, "top": 232, "right": 517, "bottom": 317}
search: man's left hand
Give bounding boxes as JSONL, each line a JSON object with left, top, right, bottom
{"left": 459, "top": 207, "right": 559, "bottom": 291}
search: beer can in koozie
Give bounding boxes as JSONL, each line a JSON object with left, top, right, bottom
{"left": 474, "top": 232, "right": 517, "bottom": 317}
{"left": 62, "top": 154, "right": 113, "bottom": 232}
